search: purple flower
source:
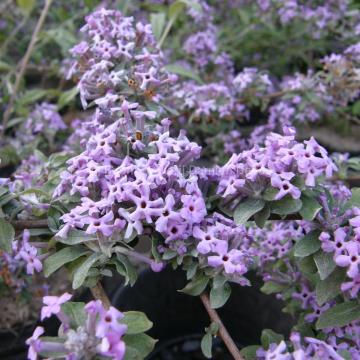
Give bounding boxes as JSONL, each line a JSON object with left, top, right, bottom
{"left": 208, "top": 246, "right": 248, "bottom": 275}
{"left": 257, "top": 341, "right": 291, "bottom": 360}
{"left": 193, "top": 226, "right": 227, "bottom": 255}
{"left": 26, "top": 327, "right": 44, "bottom": 360}
{"left": 98, "top": 331, "right": 126, "bottom": 360}
{"left": 86, "top": 211, "right": 115, "bottom": 237}
{"left": 41, "top": 293, "right": 72, "bottom": 320}
{"left": 335, "top": 241, "right": 360, "bottom": 278}
{"left": 271, "top": 175, "right": 301, "bottom": 200}
{"left": 341, "top": 275, "right": 360, "bottom": 298}
{"left": 180, "top": 195, "right": 206, "bottom": 224}
{"left": 96, "top": 306, "right": 127, "bottom": 338}
{"left": 292, "top": 283, "right": 314, "bottom": 309}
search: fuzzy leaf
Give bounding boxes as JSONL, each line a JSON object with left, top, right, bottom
{"left": 61, "top": 302, "right": 86, "bottom": 328}
{"left": 123, "top": 334, "right": 156, "bottom": 359}
{"left": 210, "top": 283, "right": 231, "bottom": 309}
{"left": 16, "top": 0, "right": 35, "bottom": 13}
{"left": 58, "top": 87, "right": 79, "bottom": 109}
{"left": 314, "top": 251, "right": 336, "bottom": 280}
{"left": 316, "top": 268, "right": 346, "bottom": 306}
{"left": 179, "top": 274, "right": 209, "bottom": 296}
{"left": 346, "top": 188, "right": 360, "bottom": 209}
{"left": 316, "top": 301, "right": 360, "bottom": 329}
{"left": 254, "top": 204, "right": 270, "bottom": 228}
{"left": 122, "top": 311, "right": 153, "bottom": 335}
{"left": 0, "top": 218, "right": 15, "bottom": 253}
{"left": 261, "top": 329, "right": 284, "bottom": 350}
{"left": 260, "top": 281, "right": 286, "bottom": 295}
{"left": 116, "top": 254, "right": 138, "bottom": 286}
{"left": 165, "top": 64, "right": 203, "bottom": 84}
{"left": 270, "top": 197, "right": 302, "bottom": 216}
{"left": 294, "top": 231, "right": 321, "bottom": 257}
{"left": 240, "top": 345, "right": 261, "bottom": 360}
{"left": 56, "top": 229, "right": 98, "bottom": 245}
{"left": 234, "top": 198, "right": 265, "bottom": 224}
{"left": 43, "top": 246, "right": 89, "bottom": 277}
{"left": 72, "top": 252, "right": 103, "bottom": 289}
{"left": 200, "top": 332, "right": 212, "bottom": 359}
{"left": 150, "top": 13, "right": 166, "bottom": 41}
{"left": 300, "top": 195, "right": 322, "bottom": 220}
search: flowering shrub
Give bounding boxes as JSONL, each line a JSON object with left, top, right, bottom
{"left": 0, "top": 1, "right": 360, "bottom": 360}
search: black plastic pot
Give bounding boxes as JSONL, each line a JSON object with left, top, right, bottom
{"left": 0, "top": 325, "right": 34, "bottom": 360}
{"left": 111, "top": 268, "right": 293, "bottom": 359}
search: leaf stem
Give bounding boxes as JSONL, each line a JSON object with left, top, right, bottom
{"left": 199, "top": 292, "right": 244, "bottom": 360}
{"left": 11, "top": 219, "right": 49, "bottom": 230}
{"left": 158, "top": 17, "right": 176, "bottom": 49}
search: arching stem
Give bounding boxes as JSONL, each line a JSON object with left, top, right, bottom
{"left": 199, "top": 292, "right": 244, "bottom": 360}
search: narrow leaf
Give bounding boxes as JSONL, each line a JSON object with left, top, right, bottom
{"left": 164, "top": 64, "right": 203, "bottom": 84}
{"left": 56, "top": 229, "right": 98, "bottom": 245}
{"left": 0, "top": 218, "right": 15, "bottom": 253}
{"left": 72, "top": 252, "right": 103, "bottom": 289}
{"left": 43, "top": 246, "right": 89, "bottom": 277}
{"left": 150, "top": 13, "right": 166, "bottom": 41}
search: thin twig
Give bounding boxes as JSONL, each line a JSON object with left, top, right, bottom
{"left": 1, "top": 0, "right": 53, "bottom": 137}
{"left": 11, "top": 219, "right": 49, "bottom": 230}
{"left": 200, "top": 292, "right": 244, "bottom": 360}
{"left": 90, "top": 282, "right": 111, "bottom": 309}
{"left": 0, "top": 15, "right": 29, "bottom": 57}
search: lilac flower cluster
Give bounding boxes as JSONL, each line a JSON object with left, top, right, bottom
{"left": 251, "top": 0, "right": 360, "bottom": 39}
{"left": 68, "top": 8, "right": 173, "bottom": 108}
{"left": 193, "top": 212, "right": 252, "bottom": 282}
{"left": 13, "top": 229, "right": 43, "bottom": 275}
{"left": 217, "top": 129, "right": 336, "bottom": 205}
{"left": 219, "top": 130, "right": 247, "bottom": 157}
{"left": 173, "top": 81, "right": 249, "bottom": 123}
{"left": 63, "top": 114, "right": 99, "bottom": 153}
{"left": 179, "top": 28, "right": 359, "bottom": 161}
{"left": 5, "top": 152, "right": 54, "bottom": 218}
{"left": 54, "top": 120, "right": 206, "bottom": 256}
{"left": 247, "top": 221, "right": 302, "bottom": 268}
{"left": 14, "top": 102, "right": 66, "bottom": 147}
{"left": 27, "top": 294, "right": 128, "bottom": 360}
{"left": 8, "top": 154, "right": 44, "bottom": 192}
{"left": 318, "top": 206, "right": 360, "bottom": 299}
{"left": 257, "top": 331, "right": 359, "bottom": 360}
{"left": 174, "top": 67, "right": 275, "bottom": 126}
{"left": 181, "top": 1, "right": 217, "bottom": 69}
{"left": 0, "top": 230, "right": 42, "bottom": 294}
{"left": 244, "top": 182, "right": 360, "bottom": 358}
